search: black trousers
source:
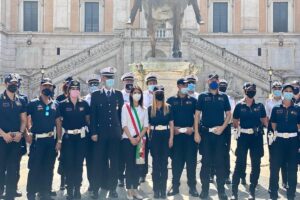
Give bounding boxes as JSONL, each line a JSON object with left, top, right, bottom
{"left": 171, "top": 133, "right": 197, "bottom": 189}
{"left": 27, "top": 138, "right": 56, "bottom": 196}
{"left": 210, "top": 124, "right": 231, "bottom": 179}
{"left": 269, "top": 137, "right": 298, "bottom": 199}
{"left": 267, "top": 123, "right": 288, "bottom": 185}
{"left": 93, "top": 136, "right": 120, "bottom": 191}
{"left": 150, "top": 131, "right": 169, "bottom": 193}
{"left": 63, "top": 134, "right": 86, "bottom": 190}
{"left": 121, "top": 139, "right": 139, "bottom": 189}
{"left": 232, "top": 133, "right": 264, "bottom": 194}
{"left": 85, "top": 136, "right": 95, "bottom": 189}
{"left": 200, "top": 131, "right": 226, "bottom": 194}
{"left": 0, "top": 139, "right": 21, "bottom": 196}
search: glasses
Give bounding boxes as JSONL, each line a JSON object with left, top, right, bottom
{"left": 45, "top": 105, "right": 50, "bottom": 117}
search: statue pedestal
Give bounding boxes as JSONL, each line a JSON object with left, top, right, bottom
{"left": 130, "top": 59, "right": 197, "bottom": 98}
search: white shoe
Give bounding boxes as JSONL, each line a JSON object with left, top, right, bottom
{"left": 127, "top": 189, "right": 134, "bottom": 200}
{"left": 132, "top": 189, "right": 143, "bottom": 200}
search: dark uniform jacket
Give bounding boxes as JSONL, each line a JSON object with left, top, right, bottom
{"left": 90, "top": 89, "right": 124, "bottom": 139}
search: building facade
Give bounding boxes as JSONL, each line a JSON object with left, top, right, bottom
{"left": 0, "top": 0, "right": 299, "bottom": 99}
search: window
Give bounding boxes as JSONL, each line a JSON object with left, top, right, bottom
{"left": 213, "top": 2, "right": 228, "bottom": 33}
{"left": 273, "top": 2, "right": 288, "bottom": 32}
{"left": 24, "top": 1, "right": 38, "bottom": 31}
{"left": 85, "top": 2, "right": 99, "bottom": 32}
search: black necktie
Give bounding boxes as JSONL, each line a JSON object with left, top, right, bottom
{"left": 107, "top": 91, "right": 111, "bottom": 97}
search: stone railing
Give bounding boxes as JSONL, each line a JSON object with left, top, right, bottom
{"left": 28, "top": 35, "right": 124, "bottom": 88}
{"left": 185, "top": 32, "right": 282, "bottom": 86}
{"left": 124, "top": 28, "right": 173, "bottom": 39}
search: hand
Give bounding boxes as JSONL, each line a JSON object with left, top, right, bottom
{"left": 25, "top": 134, "right": 33, "bottom": 144}
{"left": 3, "top": 133, "right": 13, "bottom": 144}
{"left": 214, "top": 126, "right": 225, "bottom": 135}
{"left": 55, "top": 142, "right": 62, "bottom": 152}
{"left": 168, "top": 137, "right": 173, "bottom": 148}
{"left": 13, "top": 133, "right": 22, "bottom": 143}
{"left": 129, "top": 137, "right": 139, "bottom": 146}
{"left": 194, "top": 132, "right": 201, "bottom": 143}
{"left": 185, "top": 127, "right": 194, "bottom": 135}
{"left": 91, "top": 135, "right": 98, "bottom": 142}
{"left": 174, "top": 127, "right": 181, "bottom": 135}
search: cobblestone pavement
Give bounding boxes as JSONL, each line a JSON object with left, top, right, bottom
{"left": 15, "top": 137, "right": 300, "bottom": 200}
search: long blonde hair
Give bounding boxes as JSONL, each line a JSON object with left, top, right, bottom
{"left": 151, "top": 92, "right": 170, "bottom": 118}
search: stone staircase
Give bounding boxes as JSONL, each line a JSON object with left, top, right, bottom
{"left": 184, "top": 32, "right": 282, "bottom": 93}
{"left": 26, "top": 34, "right": 124, "bottom": 97}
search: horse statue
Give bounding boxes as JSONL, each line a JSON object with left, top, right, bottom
{"left": 128, "top": 0, "right": 203, "bottom": 58}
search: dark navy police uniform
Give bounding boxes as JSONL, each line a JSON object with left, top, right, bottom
{"left": 148, "top": 105, "right": 173, "bottom": 196}
{"left": 90, "top": 89, "right": 124, "bottom": 194}
{"left": 59, "top": 98, "right": 90, "bottom": 198}
{"left": 197, "top": 91, "right": 231, "bottom": 195}
{"left": 269, "top": 104, "right": 300, "bottom": 199}
{"left": 0, "top": 91, "right": 26, "bottom": 198}
{"left": 167, "top": 95, "right": 197, "bottom": 192}
{"left": 26, "top": 98, "right": 60, "bottom": 199}
{"left": 231, "top": 100, "right": 266, "bottom": 197}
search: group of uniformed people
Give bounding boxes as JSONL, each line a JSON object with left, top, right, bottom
{"left": 0, "top": 67, "right": 299, "bottom": 200}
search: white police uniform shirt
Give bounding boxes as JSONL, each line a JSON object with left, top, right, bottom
{"left": 121, "top": 104, "right": 149, "bottom": 139}
{"left": 143, "top": 90, "right": 153, "bottom": 109}
{"left": 265, "top": 98, "right": 282, "bottom": 119}
{"left": 188, "top": 92, "right": 200, "bottom": 100}
{"left": 121, "top": 89, "right": 130, "bottom": 103}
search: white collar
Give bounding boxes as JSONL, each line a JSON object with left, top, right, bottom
{"left": 103, "top": 87, "right": 115, "bottom": 94}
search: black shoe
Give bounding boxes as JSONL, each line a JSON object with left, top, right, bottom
{"left": 66, "top": 194, "right": 74, "bottom": 200}
{"left": 139, "top": 176, "right": 146, "bottom": 183}
{"left": 209, "top": 176, "right": 214, "bottom": 183}
{"left": 73, "top": 189, "right": 81, "bottom": 199}
{"left": 282, "top": 183, "right": 289, "bottom": 190}
{"left": 241, "top": 178, "right": 246, "bottom": 185}
{"left": 40, "top": 193, "right": 54, "bottom": 200}
{"left": 153, "top": 191, "right": 160, "bottom": 199}
{"left": 189, "top": 188, "right": 199, "bottom": 197}
{"left": 167, "top": 187, "right": 179, "bottom": 196}
{"left": 49, "top": 191, "right": 57, "bottom": 196}
{"left": 218, "top": 193, "right": 228, "bottom": 200}
{"left": 91, "top": 191, "right": 98, "bottom": 199}
{"left": 0, "top": 189, "right": 4, "bottom": 198}
{"left": 108, "top": 190, "right": 118, "bottom": 198}
{"left": 199, "top": 191, "right": 208, "bottom": 199}
{"left": 160, "top": 190, "right": 166, "bottom": 199}
{"left": 118, "top": 179, "right": 124, "bottom": 187}
{"left": 225, "top": 178, "right": 232, "bottom": 185}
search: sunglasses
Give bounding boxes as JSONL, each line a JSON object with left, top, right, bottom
{"left": 45, "top": 105, "right": 50, "bottom": 117}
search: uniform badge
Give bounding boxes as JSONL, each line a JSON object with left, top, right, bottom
{"left": 15, "top": 101, "right": 22, "bottom": 106}
{"left": 218, "top": 97, "right": 224, "bottom": 101}
{"left": 241, "top": 108, "right": 247, "bottom": 112}
{"left": 291, "top": 111, "right": 297, "bottom": 115}
{"left": 37, "top": 105, "right": 43, "bottom": 110}
{"left": 276, "top": 109, "right": 283, "bottom": 114}
{"left": 66, "top": 107, "right": 72, "bottom": 112}
{"left": 204, "top": 97, "right": 211, "bottom": 101}
{"left": 186, "top": 101, "right": 192, "bottom": 105}
{"left": 254, "top": 108, "right": 260, "bottom": 112}
{"left": 79, "top": 107, "right": 84, "bottom": 111}
{"left": 2, "top": 102, "right": 10, "bottom": 108}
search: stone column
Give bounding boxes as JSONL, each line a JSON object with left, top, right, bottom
{"left": 199, "top": 0, "right": 208, "bottom": 33}
{"left": 70, "top": 0, "right": 79, "bottom": 32}
{"left": 44, "top": 0, "right": 54, "bottom": 32}
{"left": 259, "top": 0, "right": 267, "bottom": 32}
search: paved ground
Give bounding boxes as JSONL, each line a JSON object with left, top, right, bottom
{"left": 15, "top": 137, "right": 300, "bottom": 200}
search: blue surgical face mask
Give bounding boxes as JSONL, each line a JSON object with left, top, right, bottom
{"left": 89, "top": 86, "right": 99, "bottom": 93}
{"left": 105, "top": 79, "right": 115, "bottom": 88}
{"left": 148, "top": 85, "right": 155, "bottom": 92}
{"left": 187, "top": 83, "right": 195, "bottom": 92}
{"left": 180, "top": 87, "right": 188, "bottom": 94}
{"left": 209, "top": 81, "right": 219, "bottom": 90}
{"left": 283, "top": 92, "right": 293, "bottom": 101}
{"left": 273, "top": 90, "right": 282, "bottom": 97}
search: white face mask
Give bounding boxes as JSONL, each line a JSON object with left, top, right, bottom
{"left": 132, "top": 93, "right": 141, "bottom": 102}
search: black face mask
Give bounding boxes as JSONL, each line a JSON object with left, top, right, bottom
{"left": 219, "top": 86, "right": 227, "bottom": 93}
{"left": 293, "top": 87, "right": 299, "bottom": 95}
{"left": 42, "top": 88, "right": 53, "bottom": 97}
{"left": 246, "top": 90, "right": 256, "bottom": 99}
{"left": 155, "top": 92, "right": 164, "bottom": 101}
{"left": 7, "top": 84, "right": 18, "bottom": 93}
{"left": 125, "top": 83, "right": 133, "bottom": 91}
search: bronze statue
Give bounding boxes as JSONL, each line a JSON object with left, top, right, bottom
{"left": 127, "top": 0, "right": 203, "bottom": 58}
